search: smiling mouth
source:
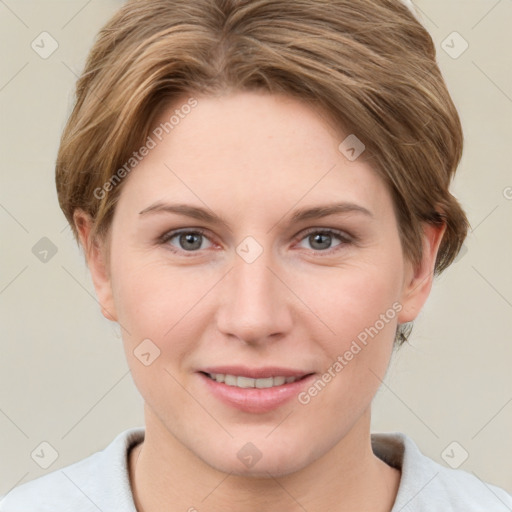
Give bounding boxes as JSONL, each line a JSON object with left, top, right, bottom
{"left": 200, "top": 371, "right": 313, "bottom": 389}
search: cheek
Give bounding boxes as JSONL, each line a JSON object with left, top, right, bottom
{"left": 313, "top": 263, "right": 402, "bottom": 341}
{"left": 294, "top": 275, "right": 400, "bottom": 426}
{"left": 110, "top": 253, "right": 219, "bottom": 366}
{"left": 302, "top": 257, "right": 403, "bottom": 404}
{"left": 110, "top": 259, "right": 196, "bottom": 407}
{"left": 111, "top": 252, "right": 180, "bottom": 331}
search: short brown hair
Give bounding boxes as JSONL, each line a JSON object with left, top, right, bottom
{"left": 55, "top": 0, "right": 469, "bottom": 345}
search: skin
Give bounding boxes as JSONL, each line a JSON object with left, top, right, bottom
{"left": 75, "top": 90, "right": 446, "bottom": 512}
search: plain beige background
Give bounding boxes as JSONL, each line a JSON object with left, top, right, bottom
{"left": 1, "top": 0, "right": 511, "bottom": 499}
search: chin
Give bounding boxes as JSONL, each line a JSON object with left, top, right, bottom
{"left": 199, "top": 440, "right": 316, "bottom": 478}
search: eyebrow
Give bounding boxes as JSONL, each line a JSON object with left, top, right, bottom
{"left": 138, "top": 201, "right": 373, "bottom": 230}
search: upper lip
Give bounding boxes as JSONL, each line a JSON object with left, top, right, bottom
{"left": 199, "top": 366, "right": 313, "bottom": 379}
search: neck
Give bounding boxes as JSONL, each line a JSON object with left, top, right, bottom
{"left": 129, "top": 407, "right": 400, "bottom": 512}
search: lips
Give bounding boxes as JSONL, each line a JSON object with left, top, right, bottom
{"left": 196, "top": 366, "right": 316, "bottom": 413}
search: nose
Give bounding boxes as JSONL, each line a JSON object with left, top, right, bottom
{"left": 215, "top": 250, "right": 294, "bottom": 345}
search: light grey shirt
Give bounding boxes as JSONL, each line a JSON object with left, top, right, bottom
{"left": 1, "top": 427, "right": 511, "bottom": 511}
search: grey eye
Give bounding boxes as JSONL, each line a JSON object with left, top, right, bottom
{"left": 297, "top": 230, "right": 347, "bottom": 252}
{"left": 165, "top": 231, "right": 213, "bottom": 252}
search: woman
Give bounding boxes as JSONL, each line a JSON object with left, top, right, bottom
{"left": 2, "top": 0, "right": 511, "bottom": 510}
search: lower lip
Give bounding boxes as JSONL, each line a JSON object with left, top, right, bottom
{"left": 198, "top": 372, "right": 315, "bottom": 413}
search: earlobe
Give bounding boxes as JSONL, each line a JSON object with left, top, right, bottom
{"left": 397, "top": 221, "right": 447, "bottom": 324}
{"left": 73, "top": 210, "right": 118, "bottom": 323}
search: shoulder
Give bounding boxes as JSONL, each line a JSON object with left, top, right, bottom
{"left": 0, "top": 427, "right": 144, "bottom": 512}
{"left": 372, "top": 431, "right": 512, "bottom": 511}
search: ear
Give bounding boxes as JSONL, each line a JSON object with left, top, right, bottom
{"left": 397, "top": 221, "right": 447, "bottom": 324}
{"left": 73, "top": 210, "right": 118, "bottom": 323}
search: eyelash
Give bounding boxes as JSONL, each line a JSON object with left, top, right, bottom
{"left": 159, "top": 227, "right": 353, "bottom": 257}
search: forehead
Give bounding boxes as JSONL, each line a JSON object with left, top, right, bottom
{"left": 116, "top": 91, "right": 391, "bottom": 219}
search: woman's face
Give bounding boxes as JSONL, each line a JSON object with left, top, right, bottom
{"left": 87, "top": 91, "right": 439, "bottom": 477}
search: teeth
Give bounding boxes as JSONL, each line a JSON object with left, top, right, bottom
{"left": 224, "top": 374, "right": 237, "bottom": 386}
{"left": 237, "top": 376, "right": 255, "bottom": 388}
{"left": 273, "top": 376, "right": 286, "bottom": 386}
{"left": 208, "top": 373, "right": 298, "bottom": 388}
{"left": 255, "top": 377, "right": 274, "bottom": 388}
